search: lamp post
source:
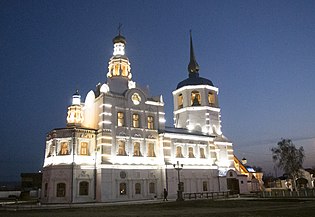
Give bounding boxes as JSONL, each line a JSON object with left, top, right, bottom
{"left": 173, "top": 161, "right": 184, "bottom": 201}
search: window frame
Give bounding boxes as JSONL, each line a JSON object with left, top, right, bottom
{"left": 200, "top": 147, "right": 206, "bottom": 158}
{"left": 132, "top": 113, "right": 140, "bottom": 128}
{"left": 60, "top": 142, "right": 69, "bottom": 155}
{"left": 47, "top": 144, "right": 54, "bottom": 157}
{"left": 191, "top": 90, "right": 201, "bottom": 106}
{"left": 188, "top": 147, "right": 195, "bottom": 158}
{"left": 147, "top": 116, "right": 154, "bottom": 129}
{"left": 149, "top": 182, "right": 155, "bottom": 194}
{"left": 176, "top": 146, "right": 183, "bottom": 158}
{"left": 178, "top": 93, "right": 183, "bottom": 109}
{"left": 56, "top": 183, "right": 66, "bottom": 197}
{"left": 202, "top": 181, "right": 208, "bottom": 191}
{"left": 208, "top": 91, "right": 216, "bottom": 106}
{"left": 120, "top": 183, "right": 127, "bottom": 195}
{"left": 133, "top": 142, "right": 142, "bottom": 156}
{"left": 147, "top": 143, "right": 156, "bottom": 157}
{"left": 117, "top": 140, "right": 127, "bottom": 156}
{"left": 117, "top": 112, "right": 124, "bottom": 127}
{"left": 79, "top": 181, "right": 89, "bottom": 196}
{"left": 135, "top": 183, "right": 141, "bottom": 194}
{"left": 80, "top": 142, "right": 89, "bottom": 155}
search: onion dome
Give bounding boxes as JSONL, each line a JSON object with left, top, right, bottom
{"left": 113, "top": 34, "right": 126, "bottom": 45}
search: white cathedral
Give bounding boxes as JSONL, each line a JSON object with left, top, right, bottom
{"left": 41, "top": 31, "right": 245, "bottom": 203}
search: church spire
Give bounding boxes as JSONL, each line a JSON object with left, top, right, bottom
{"left": 187, "top": 30, "right": 200, "bottom": 76}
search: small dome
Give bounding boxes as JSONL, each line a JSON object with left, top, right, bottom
{"left": 73, "top": 89, "right": 80, "bottom": 96}
{"left": 72, "top": 90, "right": 81, "bottom": 105}
{"left": 113, "top": 35, "right": 126, "bottom": 44}
{"left": 176, "top": 73, "right": 213, "bottom": 89}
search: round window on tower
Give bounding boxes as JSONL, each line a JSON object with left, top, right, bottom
{"left": 131, "top": 93, "right": 141, "bottom": 105}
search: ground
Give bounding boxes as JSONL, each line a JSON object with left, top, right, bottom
{"left": 1, "top": 198, "right": 315, "bottom": 217}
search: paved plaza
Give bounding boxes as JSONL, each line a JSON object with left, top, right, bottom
{"left": 1, "top": 198, "right": 315, "bottom": 217}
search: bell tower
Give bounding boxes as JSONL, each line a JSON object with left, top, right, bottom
{"left": 106, "top": 25, "right": 133, "bottom": 94}
{"left": 172, "top": 31, "right": 222, "bottom": 135}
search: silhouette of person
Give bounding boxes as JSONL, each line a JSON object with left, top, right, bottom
{"left": 163, "top": 188, "right": 168, "bottom": 201}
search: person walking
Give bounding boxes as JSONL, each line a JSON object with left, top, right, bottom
{"left": 163, "top": 188, "right": 168, "bottom": 201}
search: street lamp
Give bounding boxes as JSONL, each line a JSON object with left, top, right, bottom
{"left": 173, "top": 161, "right": 184, "bottom": 201}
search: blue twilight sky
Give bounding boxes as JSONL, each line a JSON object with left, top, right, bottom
{"left": 1, "top": 0, "right": 315, "bottom": 181}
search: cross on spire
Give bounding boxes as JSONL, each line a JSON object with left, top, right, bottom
{"left": 118, "top": 23, "right": 122, "bottom": 35}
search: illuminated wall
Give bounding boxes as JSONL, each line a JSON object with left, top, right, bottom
{"left": 41, "top": 32, "right": 237, "bottom": 203}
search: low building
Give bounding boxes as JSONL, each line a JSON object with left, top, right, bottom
{"left": 0, "top": 181, "right": 20, "bottom": 199}
{"left": 234, "top": 156, "right": 264, "bottom": 193}
{"left": 21, "top": 173, "right": 42, "bottom": 191}
{"left": 264, "top": 169, "right": 314, "bottom": 192}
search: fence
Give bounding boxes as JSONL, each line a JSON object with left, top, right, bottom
{"left": 261, "top": 189, "right": 315, "bottom": 198}
{"left": 183, "top": 191, "right": 230, "bottom": 200}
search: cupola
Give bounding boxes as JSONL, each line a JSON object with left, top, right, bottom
{"left": 67, "top": 90, "right": 84, "bottom": 127}
{"left": 106, "top": 30, "right": 132, "bottom": 80}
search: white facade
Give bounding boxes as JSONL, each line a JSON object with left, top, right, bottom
{"left": 41, "top": 32, "right": 235, "bottom": 203}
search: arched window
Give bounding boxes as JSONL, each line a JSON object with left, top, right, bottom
{"left": 149, "top": 182, "right": 155, "bottom": 194}
{"left": 191, "top": 91, "right": 201, "bottom": 106}
{"left": 118, "top": 141, "right": 126, "bottom": 156}
{"left": 208, "top": 92, "right": 215, "bottom": 106}
{"left": 60, "top": 142, "right": 69, "bottom": 155}
{"left": 176, "top": 146, "right": 183, "bottom": 158}
{"left": 203, "top": 181, "right": 208, "bottom": 191}
{"left": 135, "top": 183, "right": 141, "bottom": 194}
{"left": 147, "top": 143, "right": 156, "bottom": 157}
{"left": 132, "top": 114, "right": 140, "bottom": 128}
{"left": 200, "top": 148, "right": 205, "bottom": 158}
{"left": 56, "top": 183, "right": 66, "bottom": 197}
{"left": 178, "top": 94, "right": 183, "bottom": 109}
{"left": 120, "top": 183, "right": 127, "bottom": 195}
{"left": 147, "top": 116, "right": 154, "bottom": 129}
{"left": 117, "top": 112, "right": 124, "bottom": 127}
{"left": 188, "top": 147, "right": 195, "bottom": 158}
{"left": 48, "top": 144, "right": 54, "bottom": 157}
{"left": 133, "top": 142, "right": 141, "bottom": 156}
{"left": 121, "top": 64, "right": 127, "bottom": 76}
{"left": 79, "top": 181, "right": 89, "bottom": 196}
{"left": 114, "top": 65, "right": 119, "bottom": 76}
{"left": 80, "top": 142, "right": 88, "bottom": 155}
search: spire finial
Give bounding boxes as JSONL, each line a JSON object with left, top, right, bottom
{"left": 113, "top": 23, "right": 126, "bottom": 45}
{"left": 118, "top": 23, "right": 122, "bottom": 36}
{"left": 188, "top": 30, "right": 200, "bottom": 75}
